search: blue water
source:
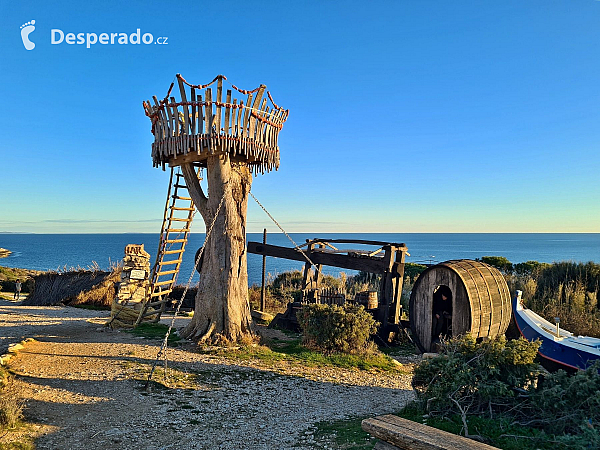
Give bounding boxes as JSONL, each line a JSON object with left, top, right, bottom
{"left": 1, "top": 233, "right": 599, "bottom": 286}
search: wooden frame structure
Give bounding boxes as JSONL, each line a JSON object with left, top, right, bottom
{"left": 247, "top": 238, "right": 408, "bottom": 332}
{"left": 143, "top": 74, "right": 289, "bottom": 174}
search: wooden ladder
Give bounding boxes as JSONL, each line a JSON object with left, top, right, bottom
{"left": 135, "top": 167, "right": 200, "bottom": 326}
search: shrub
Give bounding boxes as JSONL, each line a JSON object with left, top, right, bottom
{"left": 297, "top": 303, "right": 379, "bottom": 354}
{"left": 412, "top": 335, "right": 540, "bottom": 416}
{"left": 407, "top": 336, "right": 600, "bottom": 447}
{"left": 514, "top": 260, "right": 549, "bottom": 276}
{"left": 0, "top": 368, "right": 24, "bottom": 430}
{"left": 403, "top": 263, "right": 427, "bottom": 281}
{"left": 271, "top": 270, "right": 303, "bottom": 291}
{"left": 530, "top": 362, "right": 600, "bottom": 437}
{"left": 479, "top": 256, "right": 513, "bottom": 273}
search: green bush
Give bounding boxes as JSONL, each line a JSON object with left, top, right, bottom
{"left": 479, "top": 256, "right": 514, "bottom": 273}
{"left": 297, "top": 303, "right": 378, "bottom": 354}
{"left": 412, "top": 335, "right": 540, "bottom": 416}
{"left": 514, "top": 260, "right": 549, "bottom": 276}
{"left": 408, "top": 335, "right": 600, "bottom": 448}
{"left": 530, "top": 362, "right": 600, "bottom": 437}
{"left": 271, "top": 270, "right": 303, "bottom": 291}
{"left": 403, "top": 263, "right": 427, "bottom": 281}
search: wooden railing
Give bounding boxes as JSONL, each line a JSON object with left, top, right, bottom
{"left": 143, "top": 74, "right": 289, "bottom": 174}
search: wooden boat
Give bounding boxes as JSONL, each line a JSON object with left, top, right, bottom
{"left": 512, "top": 290, "right": 600, "bottom": 371}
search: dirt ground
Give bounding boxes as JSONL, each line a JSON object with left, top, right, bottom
{"left": 0, "top": 299, "right": 415, "bottom": 449}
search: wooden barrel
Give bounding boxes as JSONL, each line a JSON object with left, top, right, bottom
{"left": 355, "top": 291, "right": 378, "bottom": 309}
{"left": 409, "top": 260, "right": 512, "bottom": 353}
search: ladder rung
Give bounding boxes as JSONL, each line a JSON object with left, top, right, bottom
{"left": 165, "top": 239, "right": 186, "bottom": 243}
{"left": 170, "top": 218, "right": 189, "bottom": 222}
{"left": 163, "top": 249, "right": 184, "bottom": 255}
{"left": 156, "top": 269, "right": 178, "bottom": 276}
{"left": 176, "top": 173, "right": 185, "bottom": 178}
{"left": 170, "top": 206, "right": 194, "bottom": 211}
{"left": 174, "top": 184, "right": 187, "bottom": 189}
{"left": 145, "top": 300, "right": 169, "bottom": 308}
{"left": 150, "top": 289, "right": 172, "bottom": 297}
{"left": 141, "top": 309, "right": 164, "bottom": 319}
{"left": 158, "top": 259, "right": 182, "bottom": 265}
{"left": 154, "top": 280, "right": 174, "bottom": 287}
{"left": 166, "top": 228, "right": 189, "bottom": 233}
{"left": 173, "top": 196, "right": 192, "bottom": 201}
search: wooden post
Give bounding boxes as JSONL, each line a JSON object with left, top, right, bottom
{"left": 315, "top": 243, "right": 324, "bottom": 290}
{"left": 260, "top": 228, "right": 267, "bottom": 312}
{"left": 391, "top": 248, "right": 406, "bottom": 325}
{"left": 301, "top": 241, "right": 314, "bottom": 301}
{"left": 378, "top": 245, "right": 397, "bottom": 330}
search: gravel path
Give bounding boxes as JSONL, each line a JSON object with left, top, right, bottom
{"left": 0, "top": 300, "right": 414, "bottom": 449}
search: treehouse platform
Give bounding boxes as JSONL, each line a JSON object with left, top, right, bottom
{"left": 143, "top": 74, "right": 289, "bottom": 175}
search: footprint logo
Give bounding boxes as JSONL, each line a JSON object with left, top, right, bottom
{"left": 20, "top": 20, "right": 36, "bottom": 50}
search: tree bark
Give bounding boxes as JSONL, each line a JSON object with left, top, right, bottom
{"left": 180, "top": 154, "right": 254, "bottom": 343}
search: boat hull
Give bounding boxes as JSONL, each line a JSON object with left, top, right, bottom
{"left": 512, "top": 296, "right": 600, "bottom": 371}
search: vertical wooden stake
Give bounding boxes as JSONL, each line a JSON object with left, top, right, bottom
{"left": 260, "top": 228, "right": 267, "bottom": 312}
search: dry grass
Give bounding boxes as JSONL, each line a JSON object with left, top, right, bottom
{"left": 0, "top": 369, "right": 24, "bottom": 431}
{"left": 66, "top": 267, "right": 121, "bottom": 308}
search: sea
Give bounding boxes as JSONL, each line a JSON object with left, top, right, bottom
{"left": 0, "top": 233, "right": 599, "bottom": 285}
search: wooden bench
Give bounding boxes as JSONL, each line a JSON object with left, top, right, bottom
{"left": 361, "top": 415, "right": 500, "bottom": 450}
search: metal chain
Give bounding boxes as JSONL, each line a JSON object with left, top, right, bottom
{"left": 249, "top": 191, "right": 316, "bottom": 268}
{"left": 145, "top": 189, "right": 227, "bottom": 390}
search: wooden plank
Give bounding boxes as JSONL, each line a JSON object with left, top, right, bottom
{"left": 262, "top": 105, "right": 270, "bottom": 148}
{"left": 256, "top": 99, "right": 268, "bottom": 144}
{"left": 191, "top": 87, "right": 196, "bottom": 135}
{"left": 362, "top": 415, "right": 499, "bottom": 450}
{"left": 240, "top": 93, "right": 253, "bottom": 150}
{"left": 215, "top": 77, "right": 222, "bottom": 134}
{"left": 150, "top": 289, "right": 172, "bottom": 298}
{"left": 152, "top": 96, "right": 166, "bottom": 140}
{"left": 156, "top": 269, "right": 179, "bottom": 276}
{"left": 177, "top": 77, "right": 190, "bottom": 134}
{"left": 163, "top": 249, "right": 185, "bottom": 255}
{"left": 204, "top": 88, "right": 213, "bottom": 137}
{"left": 247, "top": 242, "right": 388, "bottom": 273}
{"left": 248, "top": 85, "right": 265, "bottom": 139}
{"left": 224, "top": 90, "right": 232, "bottom": 139}
{"left": 158, "top": 259, "right": 182, "bottom": 265}
{"left": 235, "top": 98, "right": 243, "bottom": 138}
{"left": 170, "top": 97, "right": 179, "bottom": 137}
{"left": 306, "top": 238, "right": 407, "bottom": 250}
{"left": 197, "top": 94, "right": 204, "bottom": 152}
{"left": 164, "top": 96, "right": 174, "bottom": 139}
{"left": 233, "top": 98, "right": 241, "bottom": 153}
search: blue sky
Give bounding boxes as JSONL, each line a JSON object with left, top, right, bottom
{"left": 0, "top": 0, "right": 599, "bottom": 233}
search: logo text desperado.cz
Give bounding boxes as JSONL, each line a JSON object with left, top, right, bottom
{"left": 51, "top": 29, "right": 167, "bottom": 48}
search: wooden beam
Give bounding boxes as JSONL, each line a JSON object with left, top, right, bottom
{"left": 247, "top": 242, "right": 390, "bottom": 273}
{"left": 362, "top": 415, "right": 499, "bottom": 450}
{"left": 305, "top": 238, "right": 407, "bottom": 250}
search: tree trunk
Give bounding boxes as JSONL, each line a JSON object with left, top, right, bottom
{"left": 179, "top": 154, "right": 254, "bottom": 343}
